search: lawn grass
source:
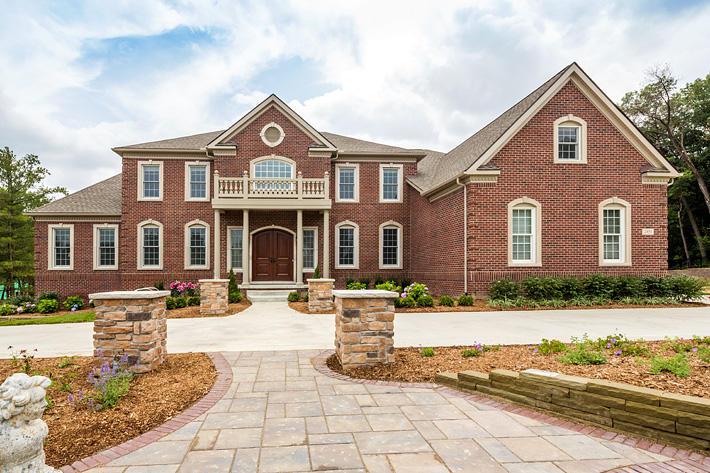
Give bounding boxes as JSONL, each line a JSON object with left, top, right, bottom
{"left": 0, "top": 312, "right": 94, "bottom": 326}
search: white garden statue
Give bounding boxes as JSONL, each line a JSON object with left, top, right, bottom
{"left": 0, "top": 373, "right": 58, "bottom": 473}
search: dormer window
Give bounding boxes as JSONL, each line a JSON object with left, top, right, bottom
{"left": 553, "top": 115, "right": 587, "bottom": 164}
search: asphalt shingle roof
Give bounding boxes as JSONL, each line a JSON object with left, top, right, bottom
{"left": 27, "top": 174, "right": 122, "bottom": 216}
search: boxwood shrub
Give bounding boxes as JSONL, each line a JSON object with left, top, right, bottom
{"left": 287, "top": 291, "right": 300, "bottom": 302}
{"left": 187, "top": 296, "right": 200, "bottom": 306}
{"left": 457, "top": 295, "right": 474, "bottom": 306}
{"left": 437, "top": 295, "right": 454, "bottom": 307}
{"left": 174, "top": 296, "right": 187, "bottom": 308}
{"left": 37, "top": 299, "right": 58, "bottom": 314}
{"left": 417, "top": 294, "right": 434, "bottom": 307}
{"left": 489, "top": 279, "right": 519, "bottom": 300}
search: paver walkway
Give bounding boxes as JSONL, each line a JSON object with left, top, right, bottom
{"left": 78, "top": 349, "right": 699, "bottom": 473}
{"left": 3, "top": 303, "right": 710, "bottom": 358}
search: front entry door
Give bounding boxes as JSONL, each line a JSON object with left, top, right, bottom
{"left": 252, "top": 229, "right": 294, "bottom": 281}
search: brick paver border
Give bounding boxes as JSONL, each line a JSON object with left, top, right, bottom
{"left": 59, "top": 352, "right": 233, "bottom": 473}
{"left": 312, "top": 350, "right": 710, "bottom": 472}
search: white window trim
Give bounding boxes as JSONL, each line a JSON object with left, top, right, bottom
{"left": 184, "top": 161, "right": 211, "bottom": 202}
{"left": 553, "top": 114, "right": 588, "bottom": 164}
{"left": 138, "top": 160, "right": 164, "bottom": 201}
{"left": 184, "top": 219, "right": 210, "bottom": 270}
{"left": 137, "top": 219, "right": 163, "bottom": 270}
{"left": 335, "top": 220, "right": 359, "bottom": 269}
{"left": 302, "top": 226, "right": 318, "bottom": 272}
{"left": 260, "top": 122, "right": 285, "bottom": 147}
{"left": 379, "top": 163, "right": 403, "bottom": 203}
{"left": 249, "top": 155, "right": 296, "bottom": 178}
{"left": 227, "top": 226, "right": 244, "bottom": 273}
{"left": 379, "top": 220, "right": 403, "bottom": 269}
{"left": 335, "top": 163, "right": 360, "bottom": 203}
{"left": 48, "top": 223, "right": 74, "bottom": 271}
{"left": 599, "top": 197, "right": 632, "bottom": 266}
{"left": 93, "top": 223, "right": 119, "bottom": 270}
{"left": 507, "top": 197, "right": 542, "bottom": 267}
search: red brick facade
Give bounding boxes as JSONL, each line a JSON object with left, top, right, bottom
{"left": 33, "top": 76, "right": 673, "bottom": 299}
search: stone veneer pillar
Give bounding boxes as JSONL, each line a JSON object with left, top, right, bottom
{"left": 90, "top": 290, "right": 170, "bottom": 374}
{"left": 307, "top": 278, "right": 334, "bottom": 312}
{"left": 199, "top": 279, "right": 229, "bottom": 315}
{"left": 333, "top": 289, "right": 398, "bottom": 369}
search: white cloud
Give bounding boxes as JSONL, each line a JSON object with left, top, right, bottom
{"left": 0, "top": 0, "right": 708, "bottom": 192}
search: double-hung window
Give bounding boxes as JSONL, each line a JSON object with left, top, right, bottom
{"left": 553, "top": 115, "right": 587, "bottom": 163}
{"left": 49, "top": 224, "right": 73, "bottom": 270}
{"left": 599, "top": 198, "right": 631, "bottom": 266}
{"left": 557, "top": 126, "right": 579, "bottom": 160}
{"left": 229, "top": 228, "right": 243, "bottom": 271}
{"left": 142, "top": 225, "right": 160, "bottom": 268}
{"left": 94, "top": 224, "right": 118, "bottom": 270}
{"left": 379, "top": 221, "right": 402, "bottom": 269}
{"left": 303, "top": 228, "right": 317, "bottom": 271}
{"left": 140, "top": 163, "right": 162, "bottom": 200}
{"left": 336, "top": 221, "right": 358, "bottom": 268}
{"left": 336, "top": 164, "right": 358, "bottom": 202}
{"left": 186, "top": 163, "right": 209, "bottom": 201}
{"left": 380, "top": 165, "right": 402, "bottom": 202}
{"left": 184, "top": 220, "right": 209, "bottom": 269}
{"left": 508, "top": 198, "right": 541, "bottom": 266}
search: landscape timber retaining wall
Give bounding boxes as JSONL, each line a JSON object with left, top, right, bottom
{"left": 307, "top": 278, "right": 334, "bottom": 312}
{"left": 333, "top": 289, "right": 398, "bottom": 369}
{"left": 90, "top": 290, "right": 169, "bottom": 374}
{"left": 199, "top": 279, "right": 229, "bottom": 315}
{"left": 435, "top": 368, "right": 710, "bottom": 453}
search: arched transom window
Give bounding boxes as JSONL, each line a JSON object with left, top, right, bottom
{"left": 253, "top": 159, "right": 293, "bottom": 179}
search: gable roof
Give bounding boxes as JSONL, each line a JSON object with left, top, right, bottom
{"left": 26, "top": 174, "right": 122, "bottom": 216}
{"left": 115, "top": 130, "right": 223, "bottom": 151}
{"left": 207, "top": 94, "right": 337, "bottom": 152}
{"left": 411, "top": 62, "right": 680, "bottom": 195}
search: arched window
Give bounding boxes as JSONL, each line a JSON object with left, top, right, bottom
{"left": 554, "top": 115, "right": 587, "bottom": 163}
{"left": 250, "top": 156, "right": 295, "bottom": 192}
{"left": 335, "top": 220, "right": 359, "bottom": 269}
{"left": 379, "top": 221, "right": 403, "bottom": 269}
{"left": 138, "top": 220, "right": 163, "bottom": 270}
{"left": 508, "top": 197, "right": 542, "bottom": 266}
{"left": 599, "top": 198, "right": 631, "bottom": 266}
{"left": 184, "top": 220, "right": 210, "bottom": 269}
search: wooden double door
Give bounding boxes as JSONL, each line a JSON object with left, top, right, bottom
{"left": 252, "top": 229, "right": 294, "bottom": 281}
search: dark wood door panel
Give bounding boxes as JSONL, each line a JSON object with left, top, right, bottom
{"left": 251, "top": 229, "right": 293, "bottom": 281}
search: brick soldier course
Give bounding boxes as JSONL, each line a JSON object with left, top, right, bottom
{"left": 90, "top": 290, "right": 169, "bottom": 373}
{"left": 307, "top": 278, "right": 334, "bottom": 312}
{"left": 333, "top": 289, "right": 397, "bottom": 369}
{"left": 198, "top": 279, "right": 229, "bottom": 315}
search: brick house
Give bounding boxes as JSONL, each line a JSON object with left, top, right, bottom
{"left": 28, "top": 63, "right": 680, "bottom": 299}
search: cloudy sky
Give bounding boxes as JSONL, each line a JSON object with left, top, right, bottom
{"left": 1, "top": 0, "right": 709, "bottom": 192}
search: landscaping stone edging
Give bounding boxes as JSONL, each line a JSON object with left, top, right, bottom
{"left": 58, "top": 352, "right": 232, "bottom": 473}
{"left": 312, "top": 350, "right": 710, "bottom": 471}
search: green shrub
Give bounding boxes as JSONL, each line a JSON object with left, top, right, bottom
{"left": 166, "top": 297, "right": 176, "bottom": 310}
{"left": 558, "top": 277, "right": 584, "bottom": 299}
{"left": 287, "top": 291, "right": 301, "bottom": 302}
{"left": 303, "top": 293, "right": 309, "bottom": 302}
{"left": 582, "top": 274, "right": 618, "bottom": 298}
{"left": 697, "top": 346, "right": 710, "bottom": 363}
{"left": 0, "top": 304, "right": 15, "bottom": 316}
{"left": 402, "top": 282, "right": 429, "bottom": 300}
{"left": 8, "top": 294, "right": 34, "bottom": 306}
{"left": 228, "top": 269, "right": 239, "bottom": 295}
{"left": 345, "top": 277, "right": 355, "bottom": 287}
{"left": 37, "top": 299, "right": 59, "bottom": 314}
{"left": 417, "top": 294, "right": 434, "bottom": 307}
{"left": 63, "top": 296, "right": 85, "bottom": 311}
{"left": 420, "top": 347, "right": 435, "bottom": 357}
{"left": 641, "top": 276, "right": 669, "bottom": 297}
{"left": 594, "top": 333, "right": 650, "bottom": 357}
{"left": 522, "top": 276, "right": 564, "bottom": 300}
{"left": 400, "top": 278, "right": 412, "bottom": 288}
{"left": 347, "top": 281, "right": 366, "bottom": 290}
{"left": 665, "top": 275, "right": 706, "bottom": 301}
{"left": 395, "top": 296, "right": 415, "bottom": 308}
{"left": 489, "top": 279, "right": 520, "bottom": 300}
{"left": 187, "top": 296, "right": 200, "bottom": 306}
{"left": 376, "top": 281, "right": 402, "bottom": 293}
{"left": 457, "top": 295, "right": 474, "bottom": 306}
{"left": 374, "top": 275, "right": 385, "bottom": 286}
{"left": 313, "top": 265, "right": 321, "bottom": 279}
{"left": 644, "top": 353, "right": 692, "bottom": 377}
{"left": 614, "top": 276, "right": 645, "bottom": 299}
{"left": 535, "top": 338, "right": 566, "bottom": 355}
{"left": 153, "top": 280, "right": 165, "bottom": 291}
{"left": 557, "top": 336, "right": 606, "bottom": 365}
{"left": 174, "top": 296, "right": 187, "bottom": 309}
{"left": 38, "top": 291, "right": 60, "bottom": 301}
{"left": 229, "top": 291, "right": 243, "bottom": 303}
{"left": 437, "top": 296, "right": 454, "bottom": 307}
{"left": 358, "top": 278, "right": 370, "bottom": 289}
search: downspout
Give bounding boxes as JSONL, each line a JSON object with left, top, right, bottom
{"left": 456, "top": 177, "right": 468, "bottom": 294}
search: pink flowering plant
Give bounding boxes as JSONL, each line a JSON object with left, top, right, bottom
{"left": 170, "top": 280, "right": 200, "bottom": 298}
{"left": 400, "top": 282, "right": 429, "bottom": 300}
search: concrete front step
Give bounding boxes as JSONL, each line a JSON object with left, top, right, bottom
{"left": 246, "top": 289, "right": 294, "bottom": 302}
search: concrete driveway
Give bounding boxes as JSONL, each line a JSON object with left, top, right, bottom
{"left": 1, "top": 303, "right": 708, "bottom": 358}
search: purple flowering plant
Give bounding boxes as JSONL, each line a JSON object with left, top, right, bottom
{"left": 70, "top": 352, "right": 135, "bottom": 410}
{"left": 594, "top": 333, "right": 649, "bottom": 357}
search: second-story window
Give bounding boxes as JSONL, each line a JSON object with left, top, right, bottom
{"left": 186, "top": 163, "right": 209, "bottom": 201}
{"left": 139, "top": 161, "right": 163, "bottom": 200}
{"left": 380, "top": 165, "right": 402, "bottom": 202}
{"left": 336, "top": 164, "right": 359, "bottom": 202}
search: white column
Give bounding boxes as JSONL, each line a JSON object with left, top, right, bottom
{"left": 296, "top": 209, "right": 303, "bottom": 284}
{"left": 213, "top": 209, "right": 221, "bottom": 279}
{"left": 323, "top": 209, "right": 330, "bottom": 278}
{"left": 242, "top": 209, "right": 250, "bottom": 285}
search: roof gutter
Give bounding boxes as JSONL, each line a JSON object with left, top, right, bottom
{"left": 456, "top": 177, "right": 468, "bottom": 295}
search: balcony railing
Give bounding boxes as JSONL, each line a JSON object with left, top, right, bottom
{"left": 215, "top": 170, "right": 329, "bottom": 200}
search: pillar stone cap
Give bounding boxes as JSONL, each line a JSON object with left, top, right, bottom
{"left": 198, "top": 279, "right": 230, "bottom": 283}
{"left": 307, "top": 278, "right": 335, "bottom": 282}
{"left": 89, "top": 290, "right": 170, "bottom": 300}
{"left": 333, "top": 289, "right": 399, "bottom": 299}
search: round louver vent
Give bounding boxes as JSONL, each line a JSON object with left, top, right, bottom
{"left": 260, "top": 122, "right": 285, "bottom": 147}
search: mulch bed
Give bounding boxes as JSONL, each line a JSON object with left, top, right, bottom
{"left": 0, "top": 353, "right": 217, "bottom": 468}
{"left": 167, "top": 299, "right": 252, "bottom": 318}
{"left": 291, "top": 298, "right": 704, "bottom": 314}
{"left": 327, "top": 340, "right": 710, "bottom": 399}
